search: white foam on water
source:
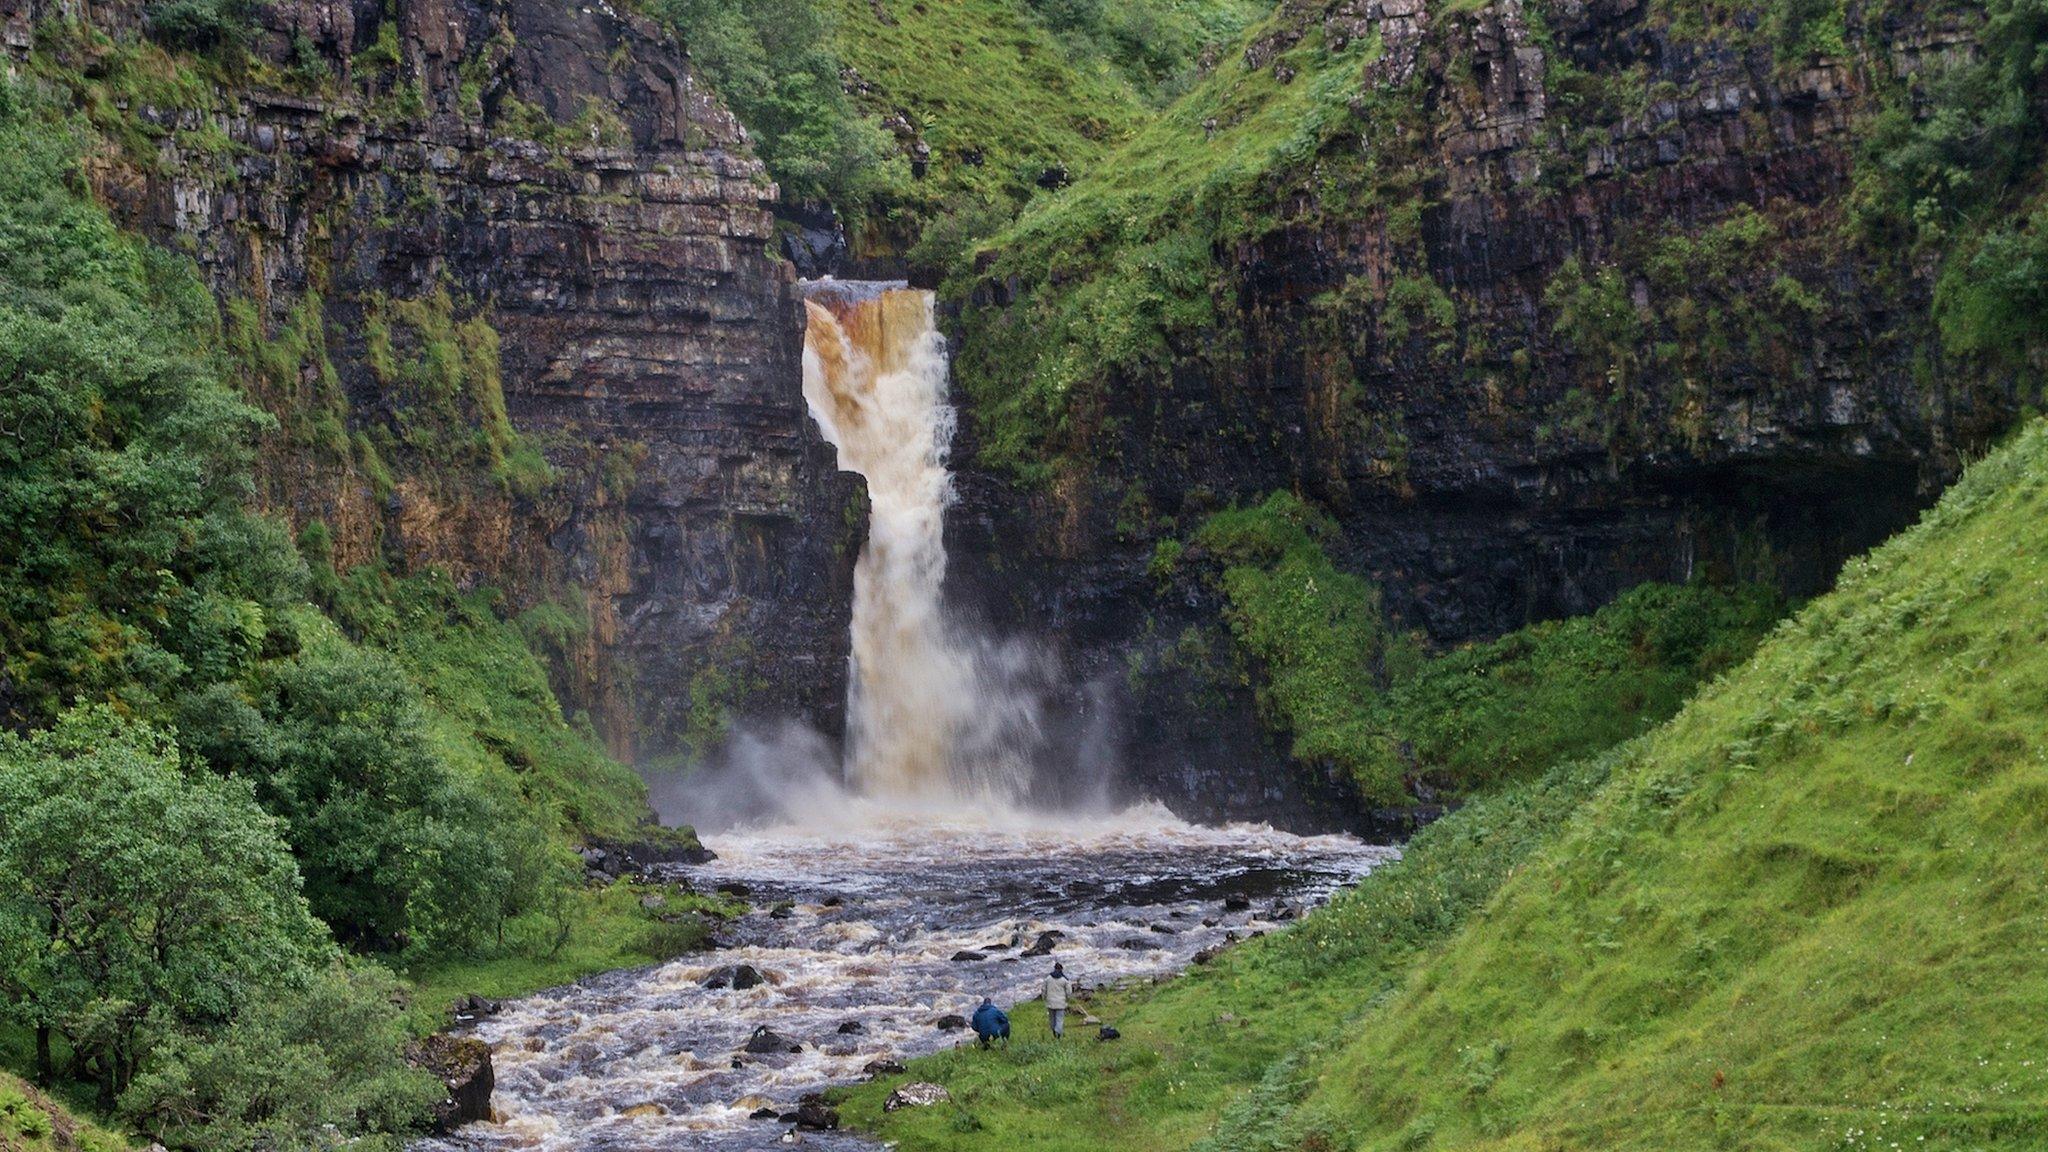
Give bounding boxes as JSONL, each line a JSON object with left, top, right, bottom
{"left": 419, "top": 821, "right": 1396, "bottom": 1152}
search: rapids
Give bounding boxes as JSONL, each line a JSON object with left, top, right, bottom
{"left": 419, "top": 810, "right": 1394, "bottom": 1150}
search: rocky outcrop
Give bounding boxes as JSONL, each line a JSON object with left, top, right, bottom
{"left": 2, "top": 0, "right": 858, "bottom": 764}
{"left": 405, "top": 1033, "right": 494, "bottom": 1132}
{"left": 945, "top": 0, "right": 2016, "bottom": 829}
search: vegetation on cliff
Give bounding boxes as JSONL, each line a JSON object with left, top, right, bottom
{"left": 848, "top": 411, "right": 2048, "bottom": 1149}
{"left": 1183, "top": 491, "right": 1783, "bottom": 803}
{"left": 908, "top": 0, "right": 2048, "bottom": 482}
{"left": 0, "top": 76, "right": 689, "bottom": 1150}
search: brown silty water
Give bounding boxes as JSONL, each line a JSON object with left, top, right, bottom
{"left": 418, "top": 815, "right": 1394, "bottom": 1151}
{"left": 412, "top": 282, "right": 1399, "bottom": 1150}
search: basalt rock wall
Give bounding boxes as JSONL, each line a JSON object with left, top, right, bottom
{"left": 941, "top": 0, "right": 2018, "bottom": 829}
{"left": 2, "top": 0, "right": 858, "bottom": 764}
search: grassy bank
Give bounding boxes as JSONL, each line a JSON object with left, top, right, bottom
{"left": 400, "top": 882, "right": 744, "bottom": 1034}
{"left": 845, "top": 419, "right": 2048, "bottom": 1147}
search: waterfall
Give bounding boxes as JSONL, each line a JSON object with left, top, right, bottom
{"left": 800, "top": 281, "right": 1042, "bottom": 805}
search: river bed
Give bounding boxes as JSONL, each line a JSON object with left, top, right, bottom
{"left": 420, "top": 806, "right": 1394, "bottom": 1151}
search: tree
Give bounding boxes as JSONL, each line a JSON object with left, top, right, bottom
{"left": 177, "top": 636, "right": 513, "bottom": 952}
{"left": 0, "top": 709, "right": 328, "bottom": 1106}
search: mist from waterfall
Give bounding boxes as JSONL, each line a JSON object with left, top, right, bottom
{"left": 798, "top": 282, "right": 1048, "bottom": 807}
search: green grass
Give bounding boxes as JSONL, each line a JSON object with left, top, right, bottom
{"left": 0, "top": 1073, "right": 131, "bottom": 1152}
{"left": 400, "top": 881, "right": 743, "bottom": 1034}
{"left": 1188, "top": 491, "right": 1786, "bottom": 805}
{"left": 314, "top": 567, "right": 655, "bottom": 842}
{"left": 823, "top": 0, "right": 1264, "bottom": 233}
{"left": 845, "top": 419, "right": 2048, "bottom": 1149}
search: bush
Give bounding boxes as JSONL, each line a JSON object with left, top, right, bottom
{"left": 143, "top": 0, "right": 254, "bottom": 51}
{"left": 121, "top": 962, "right": 438, "bottom": 1152}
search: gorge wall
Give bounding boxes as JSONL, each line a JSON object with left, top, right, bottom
{"left": 1, "top": 0, "right": 859, "bottom": 765}
{"left": 928, "top": 0, "right": 2024, "bottom": 827}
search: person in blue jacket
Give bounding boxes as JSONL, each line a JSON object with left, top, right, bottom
{"left": 970, "top": 996, "right": 1010, "bottom": 1049}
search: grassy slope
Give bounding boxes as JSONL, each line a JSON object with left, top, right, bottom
{"left": 845, "top": 419, "right": 2048, "bottom": 1148}
{"left": 0, "top": 1074, "right": 131, "bottom": 1152}
{"left": 822, "top": 0, "right": 1265, "bottom": 225}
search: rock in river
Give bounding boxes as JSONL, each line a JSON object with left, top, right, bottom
{"left": 743, "top": 1026, "right": 804, "bottom": 1055}
{"left": 405, "top": 1033, "right": 494, "bottom": 1133}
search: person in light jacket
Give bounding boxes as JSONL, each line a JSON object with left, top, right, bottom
{"left": 1043, "top": 963, "right": 1072, "bottom": 1039}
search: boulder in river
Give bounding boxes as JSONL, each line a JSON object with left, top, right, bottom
{"left": 750, "top": 1107, "right": 781, "bottom": 1121}
{"left": 1223, "top": 893, "right": 1252, "bottom": 912}
{"left": 795, "top": 1096, "right": 840, "bottom": 1130}
{"left": 884, "top": 1082, "right": 952, "bottom": 1111}
{"left": 864, "top": 1058, "right": 908, "bottom": 1077}
{"left": 1150, "top": 923, "right": 1179, "bottom": 935}
{"left": 836, "top": 1020, "right": 865, "bottom": 1034}
{"left": 1117, "top": 937, "right": 1164, "bottom": 952}
{"left": 1020, "top": 930, "right": 1063, "bottom": 956}
{"left": 949, "top": 950, "right": 985, "bottom": 962}
{"left": 743, "top": 1026, "right": 804, "bottom": 1055}
{"left": 934, "top": 1014, "right": 968, "bottom": 1031}
{"left": 701, "top": 963, "right": 770, "bottom": 990}
{"left": 405, "top": 1034, "right": 494, "bottom": 1134}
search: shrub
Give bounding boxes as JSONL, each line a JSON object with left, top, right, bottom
{"left": 121, "top": 962, "right": 438, "bottom": 1152}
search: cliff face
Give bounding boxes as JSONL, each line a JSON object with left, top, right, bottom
{"left": 938, "top": 0, "right": 2019, "bottom": 826}
{"left": 2, "top": 0, "right": 858, "bottom": 764}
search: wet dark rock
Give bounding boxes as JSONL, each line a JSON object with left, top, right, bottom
{"left": 717, "top": 882, "right": 753, "bottom": 898}
{"left": 949, "top": 950, "right": 985, "bottom": 962}
{"left": 795, "top": 1097, "right": 839, "bottom": 1130}
{"left": 836, "top": 1021, "right": 865, "bottom": 1034}
{"left": 1270, "top": 904, "right": 1299, "bottom": 922}
{"left": 864, "top": 1058, "right": 909, "bottom": 1077}
{"left": 935, "top": 1014, "right": 968, "bottom": 1031}
{"left": 405, "top": 1034, "right": 494, "bottom": 1134}
{"left": 1097, "top": 1026, "right": 1121, "bottom": 1041}
{"left": 1202, "top": 918, "right": 1219, "bottom": 928}
{"left": 769, "top": 902, "right": 796, "bottom": 920}
{"left": 743, "top": 1026, "right": 804, "bottom": 1055}
{"left": 701, "top": 964, "right": 768, "bottom": 991}
{"left": 821, "top": 895, "right": 844, "bottom": 908}
{"left": 1223, "top": 894, "right": 1252, "bottom": 912}
{"left": 1192, "top": 946, "right": 1223, "bottom": 965}
{"left": 750, "top": 1107, "right": 781, "bottom": 1121}
{"left": 1117, "top": 937, "right": 1164, "bottom": 952}
{"left": 1149, "top": 923, "right": 1179, "bottom": 935}
{"left": 1020, "top": 930, "right": 1064, "bottom": 957}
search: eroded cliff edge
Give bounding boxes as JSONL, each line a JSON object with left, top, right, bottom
{"left": 2, "top": 0, "right": 858, "bottom": 765}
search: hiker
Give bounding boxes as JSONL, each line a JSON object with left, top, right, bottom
{"left": 1043, "top": 962, "right": 1072, "bottom": 1039}
{"left": 970, "top": 996, "right": 1010, "bottom": 1049}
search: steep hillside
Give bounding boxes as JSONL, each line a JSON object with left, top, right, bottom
{"left": 818, "top": 0, "right": 1266, "bottom": 256}
{"left": 847, "top": 413, "right": 2048, "bottom": 1148}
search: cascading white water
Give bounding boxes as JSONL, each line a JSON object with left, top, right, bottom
{"left": 799, "top": 282, "right": 1041, "bottom": 804}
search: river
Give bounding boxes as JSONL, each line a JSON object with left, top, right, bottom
{"left": 419, "top": 807, "right": 1393, "bottom": 1150}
